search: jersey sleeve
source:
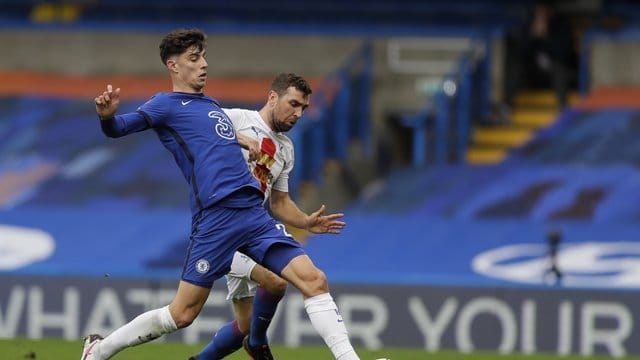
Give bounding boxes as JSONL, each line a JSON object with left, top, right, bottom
{"left": 272, "top": 137, "right": 294, "bottom": 193}
{"left": 100, "top": 112, "right": 149, "bottom": 138}
{"left": 100, "top": 94, "right": 169, "bottom": 138}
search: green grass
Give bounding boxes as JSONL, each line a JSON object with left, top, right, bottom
{"left": 2, "top": 338, "right": 638, "bottom": 360}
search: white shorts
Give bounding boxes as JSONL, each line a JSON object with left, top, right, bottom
{"left": 225, "top": 251, "right": 259, "bottom": 300}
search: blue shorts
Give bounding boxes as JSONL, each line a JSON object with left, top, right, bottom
{"left": 181, "top": 204, "right": 305, "bottom": 288}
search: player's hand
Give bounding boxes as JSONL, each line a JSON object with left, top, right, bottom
{"left": 237, "top": 133, "right": 260, "bottom": 162}
{"left": 306, "top": 204, "right": 346, "bottom": 234}
{"left": 95, "top": 84, "right": 121, "bottom": 120}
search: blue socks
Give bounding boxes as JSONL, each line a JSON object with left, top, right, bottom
{"left": 198, "top": 320, "right": 244, "bottom": 360}
{"left": 249, "top": 287, "right": 284, "bottom": 346}
{"left": 198, "top": 287, "right": 284, "bottom": 359}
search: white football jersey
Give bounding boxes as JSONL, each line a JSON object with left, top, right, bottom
{"left": 223, "top": 108, "right": 294, "bottom": 202}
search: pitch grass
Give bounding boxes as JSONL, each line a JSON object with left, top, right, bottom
{"left": 2, "top": 338, "right": 639, "bottom": 360}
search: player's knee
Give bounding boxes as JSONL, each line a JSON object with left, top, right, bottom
{"left": 304, "top": 268, "right": 329, "bottom": 296}
{"left": 316, "top": 269, "right": 329, "bottom": 292}
{"left": 174, "top": 316, "right": 195, "bottom": 329}
{"left": 171, "top": 308, "right": 199, "bottom": 329}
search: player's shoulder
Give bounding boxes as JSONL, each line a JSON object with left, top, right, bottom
{"left": 223, "top": 108, "right": 256, "bottom": 117}
{"left": 143, "top": 92, "right": 184, "bottom": 107}
{"left": 222, "top": 107, "right": 242, "bottom": 117}
{"left": 274, "top": 132, "right": 294, "bottom": 152}
{"left": 147, "top": 92, "right": 171, "bottom": 101}
{"left": 137, "top": 92, "right": 169, "bottom": 111}
{"left": 223, "top": 108, "right": 261, "bottom": 125}
{"left": 201, "top": 94, "right": 221, "bottom": 107}
{"left": 274, "top": 131, "right": 293, "bottom": 144}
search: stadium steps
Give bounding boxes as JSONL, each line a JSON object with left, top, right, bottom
{"left": 466, "top": 90, "right": 577, "bottom": 165}
{"left": 466, "top": 146, "right": 508, "bottom": 164}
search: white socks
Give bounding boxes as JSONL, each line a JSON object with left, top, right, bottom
{"left": 304, "top": 293, "right": 360, "bottom": 360}
{"left": 97, "top": 305, "right": 178, "bottom": 359}
{"left": 91, "top": 296, "right": 356, "bottom": 360}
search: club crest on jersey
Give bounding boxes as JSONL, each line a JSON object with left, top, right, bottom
{"left": 195, "top": 259, "right": 210, "bottom": 274}
{"left": 208, "top": 111, "right": 235, "bottom": 140}
{"left": 253, "top": 138, "right": 277, "bottom": 192}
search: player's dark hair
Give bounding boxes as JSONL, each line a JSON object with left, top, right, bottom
{"left": 159, "top": 29, "right": 206, "bottom": 65}
{"left": 271, "top": 73, "right": 312, "bottom": 96}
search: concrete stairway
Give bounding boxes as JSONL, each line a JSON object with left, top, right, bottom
{"left": 466, "top": 91, "right": 577, "bottom": 165}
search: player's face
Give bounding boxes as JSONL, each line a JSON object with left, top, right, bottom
{"left": 172, "top": 46, "right": 208, "bottom": 92}
{"left": 270, "top": 87, "right": 309, "bottom": 133}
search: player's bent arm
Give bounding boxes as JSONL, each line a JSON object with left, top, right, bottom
{"left": 271, "top": 190, "right": 347, "bottom": 235}
{"left": 236, "top": 132, "right": 260, "bottom": 162}
{"left": 269, "top": 189, "right": 310, "bottom": 230}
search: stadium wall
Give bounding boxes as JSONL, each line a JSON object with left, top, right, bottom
{"left": 0, "top": 28, "right": 484, "bottom": 113}
{"left": 1, "top": 275, "right": 637, "bottom": 357}
{"left": 0, "top": 30, "right": 361, "bottom": 76}
{"left": 580, "top": 29, "right": 640, "bottom": 92}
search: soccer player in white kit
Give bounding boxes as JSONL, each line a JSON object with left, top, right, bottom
{"left": 190, "top": 73, "right": 347, "bottom": 360}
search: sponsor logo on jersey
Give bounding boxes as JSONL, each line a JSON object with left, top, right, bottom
{"left": 253, "top": 138, "right": 276, "bottom": 192}
{"left": 208, "top": 111, "right": 235, "bottom": 140}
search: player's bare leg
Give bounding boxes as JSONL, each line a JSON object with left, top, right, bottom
{"left": 84, "top": 281, "right": 209, "bottom": 359}
{"left": 196, "top": 264, "right": 287, "bottom": 359}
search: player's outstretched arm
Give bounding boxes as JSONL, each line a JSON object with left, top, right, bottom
{"left": 270, "top": 190, "right": 346, "bottom": 236}
{"left": 94, "top": 84, "right": 121, "bottom": 120}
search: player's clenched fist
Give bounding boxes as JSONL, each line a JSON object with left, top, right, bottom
{"left": 95, "top": 84, "right": 121, "bottom": 120}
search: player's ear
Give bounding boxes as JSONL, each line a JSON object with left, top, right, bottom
{"left": 166, "top": 58, "right": 178, "bottom": 73}
{"left": 267, "top": 90, "right": 278, "bottom": 107}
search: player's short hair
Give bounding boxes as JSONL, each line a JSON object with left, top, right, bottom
{"left": 271, "top": 73, "right": 312, "bottom": 97}
{"left": 159, "top": 29, "right": 207, "bottom": 65}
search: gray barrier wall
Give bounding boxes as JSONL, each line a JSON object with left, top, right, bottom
{"left": 0, "top": 30, "right": 449, "bottom": 113}
{"left": 0, "top": 30, "right": 361, "bottom": 76}
{"left": 0, "top": 275, "right": 637, "bottom": 357}
{"left": 590, "top": 41, "right": 640, "bottom": 88}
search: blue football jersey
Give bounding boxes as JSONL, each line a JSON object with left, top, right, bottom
{"left": 100, "top": 92, "right": 262, "bottom": 214}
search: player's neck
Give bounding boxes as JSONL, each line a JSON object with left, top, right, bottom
{"left": 258, "top": 107, "right": 276, "bottom": 132}
{"left": 172, "top": 79, "right": 204, "bottom": 94}
{"left": 172, "top": 86, "right": 203, "bottom": 94}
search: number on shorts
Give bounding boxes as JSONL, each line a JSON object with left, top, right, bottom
{"left": 275, "top": 223, "right": 293, "bottom": 238}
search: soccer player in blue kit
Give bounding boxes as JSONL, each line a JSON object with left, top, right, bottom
{"left": 82, "top": 29, "right": 360, "bottom": 360}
